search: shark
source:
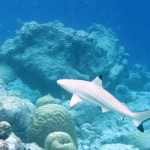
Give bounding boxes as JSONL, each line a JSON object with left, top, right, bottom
{"left": 57, "top": 75, "right": 150, "bottom": 132}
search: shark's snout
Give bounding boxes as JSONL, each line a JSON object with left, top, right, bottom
{"left": 57, "top": 79, "right": 63, "bottom": 85}
{"left": 57, "top": 79, "right": 77, "bottom": 93}
{"left": 57, "top": 79, "right": 67, "bottom": 88}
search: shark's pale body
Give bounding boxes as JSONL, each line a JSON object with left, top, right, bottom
{"left": 57, "top": 76, "right": 150, "bottom": 132}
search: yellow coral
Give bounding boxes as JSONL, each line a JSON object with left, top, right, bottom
{"left": 44, "top": 132, "right": 76, "bottom": 150}
{"left": 29, "top": 104, "right": 77, "bottom": 148}
{"left": 35, "top": 94, "right": 56, "bottom": 107}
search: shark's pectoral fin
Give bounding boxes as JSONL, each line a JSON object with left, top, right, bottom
{"left": 70, "top": 94, "right": 83, "bottom": 107}
{"left": 101, "top": 107, "right": 110, "bottom": 113}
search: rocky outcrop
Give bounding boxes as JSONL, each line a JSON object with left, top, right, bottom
{"left": 0, "top": 21, "right": 128, "bottom": 96}
{"left": 0, "top": 121, "right": 11, "bottom": 140}
{"left": 0, "top": 96, "right": 36, "bottom": 140}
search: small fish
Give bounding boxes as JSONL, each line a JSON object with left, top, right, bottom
{"left": 57, "top": 75, "right": 150, "bottom": 132}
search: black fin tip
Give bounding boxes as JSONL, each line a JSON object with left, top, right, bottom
{"left": 137, "top": 124, "right": 144, "bottom": 132}
{"left": 98, "top": 75, "right": 103, "bottom": 80}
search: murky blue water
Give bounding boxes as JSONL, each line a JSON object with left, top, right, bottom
{"left": 0, "top": 0, "right": 150, "bottom": 68}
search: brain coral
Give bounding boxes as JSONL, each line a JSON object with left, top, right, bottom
{"left": 29, "top": 104, "right": 77, "bottom": 148}
{"left": 35, "top": 94, "right": 57, "bottom": 107}
{"left": 44, "top": 132, "right": 76, "bottom": 150}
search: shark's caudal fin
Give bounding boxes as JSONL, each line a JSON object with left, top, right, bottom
{"left": 132, "top": 110, "right": 150, "bottom": 132}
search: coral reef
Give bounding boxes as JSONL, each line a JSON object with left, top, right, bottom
{"left": 114, "top": 84, "right": 133, "bottom": 102}
{"left": 70, "top": 102, "right": 100, "bottom": 126}
{"left": 0, "top": 121, "right": 11, "bottom": 140}
{"left": 0, "top": 139, "right": 8, "bottom": 149}
{"left": 25, "top": 143, "right": 44, "bottom": 150}
{"left": 7, "top": 78, "right": 41, "bottom": 102}
{"left": 0, "top": 78, "right": 7, "bottom": 100}
{"left": 124, "top": 64, "right": 150, "bottom": 91}
{"left": 29, "top": 104, "right": 77, "bottom": 148}
{"left": 99, "top": 143, "right": 139, "bottom": 150}
{"left": 1, "top": 20, "right": 150, "bottom": 149}
{"left": 0, "top": 121, "right": 26, "bottom": 150}
{"left": 5, "top": 133, "right": 24, "bottom": 150}
{"left": 75, "top": 91, "right": 150, "bottom": 149}
{"left": 44, "top": 132, "right": 76, "bottom": 150}
{"left": 35, "top": 94, "right": 57, "bottom": 107}
{"left": 0, "top": 96, "right": 36, "bottom": 140}
{"left": 127, "top": 131, "right": 150, "bottom": 149}
{"left": 0, "top": 21, "right": 128, "bottom": 96}
{"left": 0, "top": 63, "right": 17, "bottom": 83}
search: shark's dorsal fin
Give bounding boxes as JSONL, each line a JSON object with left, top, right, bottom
{"left": 70, "top": 94, "right": 83, "bottom": 107}
{"left": 92, "top": 75, "right": 103, "bottom": 87}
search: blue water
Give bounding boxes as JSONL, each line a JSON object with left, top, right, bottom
{"left": 0, "top": 0, "right": 150, "bottom": 69}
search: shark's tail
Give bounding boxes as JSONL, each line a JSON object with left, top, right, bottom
{"left": 132, "top": 110, "right": 150, "bottom": 132}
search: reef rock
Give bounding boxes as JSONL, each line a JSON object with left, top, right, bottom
{"left": 124, "top": 64, "right": 150, "bottom": 91}
{"left": 0, "top": 63, "right": 17, "bottom": 84}
{"left": 0, "top": 121, "right": 12, "bottom": 140}
{"left": 25, "top": 143, "right": 43, "bottom": 150}
{"left": 0, "top": 78, "right": 7, "bottom": 100}
{"left": 99, "top": 143, "right": 139, "bottom": 150}
{"left": 0, "top": 139, "right": 9, "bottom": 150}
{"left": 7, "top": 78, "right": 41, "bottom": 102}
{"left": 0, "top": 21, "right": 128, "bottom": 95}
{"left": 5, "top": 133, "right": 25, "bottom": 150}
{"left": 0, "top": 96, "right": 36, "bottom": 140}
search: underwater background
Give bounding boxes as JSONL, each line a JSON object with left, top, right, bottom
{"left": 0, "top": 0, "right": 150, "bottom": 68}
{"left": 0, "top": 0, "right": 150, "bottom": 150}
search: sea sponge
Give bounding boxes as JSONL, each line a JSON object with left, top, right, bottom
{"left": 35, "top": 94, "right": 56, "bottom": 107}
{"left": 29, "top": 104, "right": 77, "bottom": 148}
{"left": 44, "top": 132, "right": 76, "bottom": 150}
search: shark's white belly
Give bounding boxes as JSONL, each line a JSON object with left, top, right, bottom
{"left": 78, "top": 83, "right": 133, "bottom": 118}
{"left": 57, "top": 78, "right": 150, "bottom": 132}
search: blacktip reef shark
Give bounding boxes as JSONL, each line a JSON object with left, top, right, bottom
{"left": 57, "top": 75, "right": 150, "bottom": 132}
